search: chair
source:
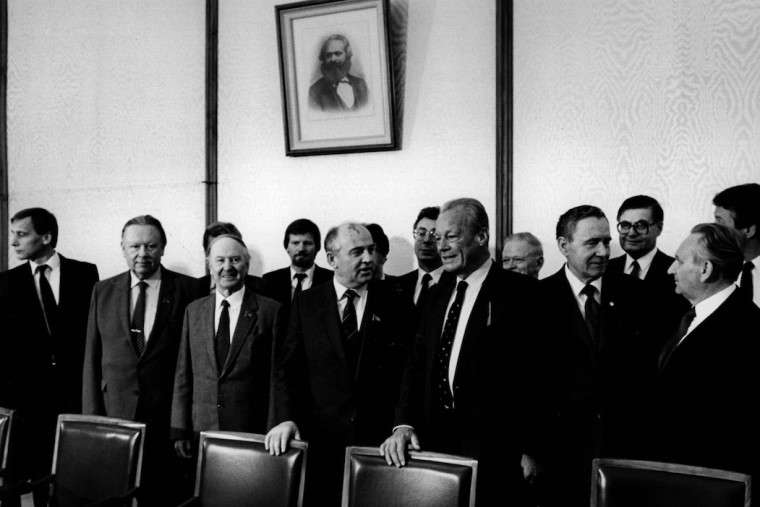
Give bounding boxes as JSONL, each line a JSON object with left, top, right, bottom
{"left": 178, "top": 431, "right": 308, "bottom": 507}
{"left": 0, "top": 413, "right": 145, "bottom": 507}
{"left": 342, "top": 446, "right": 478, "bottom": 507}
{"left": 0, "top": 407, "right": 15, "bottom": 481}
{"left": 591, "top": 458, "right": 751, "bottom": 507}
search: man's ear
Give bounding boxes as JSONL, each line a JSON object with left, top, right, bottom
{"left": 557, "top": 237, "right": 570, "bottom": 258}
{"left": 745, "top": 223, "right": 757, "bottom": 241}
{"left": 699, "top": 259, "right": 714, "bottom": 283}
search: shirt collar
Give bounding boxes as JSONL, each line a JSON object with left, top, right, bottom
{"left": 457, "top": 258, "right": 492, "bottom": 291}
{"left": 290, "top": 264, "right": 315, "bottom": 280}
{"left": 216, "top": 285, "right": 246, "bottom": 309}
{"left": 694, "top": 284, "right": 736, "bottom": 321}
{"left": 29, "top": 251, "right": 60, "bottom": 273}
{"left": 564, "top": 264, "right": 603, "bottom": 296}
{"left": 130, "top": 266, "right": 162, "bottom": 289}
{"left": 333, "top": 278, "right": 368, "bottom": 301}
{"left": 625, "top": 247, "right": 658, "bottom": 273}
{"left": 419, "top": 265, "right": 445, "bottom": 284}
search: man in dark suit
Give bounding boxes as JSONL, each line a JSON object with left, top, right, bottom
{"left": 266, "top": 222, "right": 415, "bottom": 507}
{"left": 366, "top": 222, "right": 396, "bottom": 281}
{"left": 0, "top": 207, "right": 98, "bottom": 503}
{"left": 194, "top": 221, "right": 267, "bottom": 299}
{"left": 308, "top": 34, "right": 369, "bottom": 112}
{"left": 539, "top": 205, "right": 661, "bottom": 507}
{"left": 172, "top": 234, "right": 284, "bottom": 456}
{"left": 262, "top": 218, "right": 332, "bottom": 310}
{"left": 650, "top": 223, "right": 760, "bottom": 479}
{"left": 82, "top": 214, "right": 196, "bottom": 506}
{"left": 381, "top": 198, "right": 545, "bottom": 506}
{"left": 713, "top": 183, "right": 760, "bottom": 308}
{"left": 395, "top": 206, "right": 453, "bottom": 308}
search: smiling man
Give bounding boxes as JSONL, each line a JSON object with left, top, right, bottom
{"left": 171, "top": 234, "right": 284, "bottom": 459}
{"left": 82, "top": 214, "right": 196, "bottom": 506}
{"left": 266, "top": 222, "right": 415, "bottom": 507}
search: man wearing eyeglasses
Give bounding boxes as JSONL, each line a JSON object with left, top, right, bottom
{"left": 395, "top": 206, "right": 454, "bottom": 309}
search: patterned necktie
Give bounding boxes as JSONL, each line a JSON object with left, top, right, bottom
{"left": 433, "top": 280, "right": 468, "bottom": 411}
{"left": 740, "top": 261, "right": 754, "bottom": 300}
{"left": 417, "top": 273, "right": 433, "bottom": 308}
{"left": 582, "top": 284, "right": 601, "bottom": 347}
{"left": 216, "top": 300, "right": 230, "bottom": 371}
{"left": 658, "top": 306, "right": 697, "bottom": 371}
{"left": 131, "top": 281, "right": 148, "bottom": 356}
{"left": 293, "top": 273, "right": 307, "bottom": 300}
{"left": 629, "top": 260, "right": 641, "bottom": 280}
{"left": 341, "top": 289, "right": 359, "bottom": 343}
{"left": 36, "top": 264, "right": 58, "bottom": 336}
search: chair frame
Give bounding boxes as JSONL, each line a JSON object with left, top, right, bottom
{"left": 0, "top": 407, "right": 15, "bottom": 478}
{"left": 342, "top": 446, "right": 478, "bottom": 507}
{"left": 189, "top": 431, "right": 308, "bottom": 507}
{"left": 591, "top": 458, "right": 752, "bottom": 507}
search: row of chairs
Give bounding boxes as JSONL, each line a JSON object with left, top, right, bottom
{"left": 0, "top": 410, "right": 752, "bottom": 507}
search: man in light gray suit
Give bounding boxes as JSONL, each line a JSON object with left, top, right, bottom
{"left": 171, "top": 234, "right": 285, "bottom": 459}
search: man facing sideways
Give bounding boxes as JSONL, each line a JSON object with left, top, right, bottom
{"left": 0, "top": 208, "right": 98, "bottom": 503}
{"left": 308, "top": 34, "right": 369, "bottom": 112}
{"left": 713, "top": 183, "right": 760, "bottom": 307}
{"left": 501, "top": 231, "right": 544, "bottom": 278}
{"left": 538, "top": 205, "right": 661, "bottom": 507}
{"left": 381, "top": 198, "right": 546, "bottom": 506}
{"left": 266, "top": 222, "right": 415, "bottom": 506}
{"left": 396, "top": 206, "right": 454, "bottom": 308}
{"left": 194, "top": 221, "right": 268, "bottom": 299}
{"left": 172, "top": 235, "right": 285, "bottom": 456}
{"left": 262, "top": 218, "right": 333, "bottom": 310}
{"left": 82, "top": 215, "right": 196, "bottom": 506}
{"left": 365, "top": 222, "right": 395, "bottom": 281}
{"left": 650, "top": 223, "right": 760, "bottom": 480}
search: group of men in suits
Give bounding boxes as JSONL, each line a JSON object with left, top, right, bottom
{"left": 1, "top": 182, "right": 759, "bottom": 507}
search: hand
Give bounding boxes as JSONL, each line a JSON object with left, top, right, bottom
{"left": 521, "top": 453, "right": 542, "bottom": 484}
{"left": 264, "top": 421, "right": 300, "bottom": 456}
{"left": 174, "top": 439, "right": 193, "bottom": 459}
{"left": 379, "top": 427, "right": 420, "bottom": 467}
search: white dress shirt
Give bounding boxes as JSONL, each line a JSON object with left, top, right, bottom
{"left": 564, "top": 264, "right": 603, "bottom": 318}
{"left": 413, "top": 265, "right": 446, "bottom": 304}
{"left": 30, "top": 251, "right": 61, "bottom": 304}
{"left": 333, "top": 278, "right": 368, "bottom": 330}
{"left": 677, "top": 284, "right": 736, "bottom": 347}
{"left": 624, "top": 247, "right": 658, "bottom": 280}
{"left": 290, "top": 265, "right": 316, "bottom": 298}
{"left": 736, "top": 254, "right": 760, "bottom": 308}
{"left": 214, "top": 286, "right": 245, "bottom": 342}
{"left": 130, "top": 269, "right": 162, "bottom": 343}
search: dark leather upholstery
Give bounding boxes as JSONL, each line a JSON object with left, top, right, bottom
{"left": 592, "top": 459, "right": 750, "bottom": 507}
{"left": 189, "top": 431, "right": 307, "bottom": 507}
{"left": 343, "top": 447, "right": 478, "bottom": 507}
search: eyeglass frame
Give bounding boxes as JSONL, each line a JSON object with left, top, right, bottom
{"left": 616, "top": 220, "right": 658, "bottom": 235}
{"left": 413, "top": 227, "right": 436, "bottom": 240}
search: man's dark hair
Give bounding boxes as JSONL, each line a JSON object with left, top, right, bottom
{"left": 691, "top": 223, "right": 744, "bottom": 282}
{"left": 556, "top": 205, "right": 607, "bottom": 240}
{"left": 365, "top": 223, "right": 390, "bottom": 256}
{"left": 121, "top": 215, "right": 167, "bottom": 246}
{"left": 319, "top": 34, "right": 352, "bottom": 62}
{"left": 203, "top": 221, "right": 242, "bottom": 251}
{"left": 713, "top": 183, "right": 760, "bottom": 230}
{"left": 284, "top": 219, "right": 322, "bottom": 252}
{"left": 441, "top": 198, "right": 489, "bottom": 235}
{"left": 413, "top": 206, "right": 440, "bottom": 230}
{"left": 11, "top": 207, "right": 59, "bottom": 248}
{"left": 617, "top": 195, "right": 664, "bottom": 224}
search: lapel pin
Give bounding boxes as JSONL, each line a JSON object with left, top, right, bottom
{"left": 245, "top": 311, "right": 254, "bottom": 319}
{"left": 372, "top": 314, "right": 381, "bottom": 322}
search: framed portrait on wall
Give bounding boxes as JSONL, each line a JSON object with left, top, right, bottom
{"left": 276, "top": 0, "right": 398, "bottom": 156}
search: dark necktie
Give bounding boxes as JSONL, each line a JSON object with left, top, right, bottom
{"left": 216, "top": 300, "right": 230, "bottom": 371}
{"left": 433, "top": 280, "right": 468, "bottom": 411}
{"left": 629, "top": 260, "right": 641, "bottom": 280}
{"left": 740, "top": 261, "right": 754, "bottom": 300}
{"left": 658, "top": 306, "right": 697, "bottom": 371}
{"left": 582, "top": 284, "right": 601, "bottom": 347}
{"left": 36, "top": 264, "right": 58, "bottom": 336}
{"left": 130, "top": 281, "right": 148, "bottom": 356}
{"left": 293, "top": 273, "right": 307, "bottom": 300}
{"left": 341, "top": 289, "right": 359, "bottom": 343}
{"left": 417, "top": 272, "right": 433, "bottom": 308}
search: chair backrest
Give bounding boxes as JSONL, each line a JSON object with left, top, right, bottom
{"left": 51, "top": 414, "right": 145, "bottom": 507}
{"left": 193, "top": 431, "right": 308, "bottom": 507}
{"left": 591, "top": 458, "right": 751, "bottom": 507}
{"left": 342, "top": 446, "right": 478, "bottom": 507}
{"left": 0, "top": 407, "right": 15, "bottom": 474}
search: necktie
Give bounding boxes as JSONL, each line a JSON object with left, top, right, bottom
{"left": 417, "top": 273, "right": 433, "bottom": 308}
{"left": 36, "top": 265, "right": 58, "bottom": 336}
{"left": 216, "top": 300, "right": 230, "bottom": 371}
{"left": 658, "top": 306, "right": 697, "bottom": 371}
{"left": 341, "top": 289, "right": 359, "bottom": 343}
{"left": 131, "top": 281, "right": 148, "bottom": 356}
{"left": 582, "top": 284, "right": 601, "bottom": 347}
{"left": 629, "top": 260, "right": 641, "bottom": 280}
{"left": 433, "top": 281, "right": 468, "bottom": 411}
{"left": 293, "top": 273, "right": 307, "bottom": 300}
{"left": 336, "top": 79, "right": 356, "bottom": 108}
{"left": 740, "top": 261, "right": 754, "bottom": 300}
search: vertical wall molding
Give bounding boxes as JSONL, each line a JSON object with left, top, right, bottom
{"left": 495, "top": 0, "right": 513, "bottom": 255}
{"left": 205, "top": 0, "right": 218, "bottom": 228}
{"left": 1, "top": 0, "right": 8, "bottom": 270}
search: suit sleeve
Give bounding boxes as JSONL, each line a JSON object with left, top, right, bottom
{"left": 82, "top": 284, "right": 105, "bottom": 415}
{"left": 393, "top": 310, "right": 428, "bottom": 430}
{"left": 170, "top": 307, "right": 193, "bottom": 440}
{"left": 272, "top": 292, "right": 307, "bottom": 427}
{"left": 267, "top": 302, "right": 287, "bottom": 431}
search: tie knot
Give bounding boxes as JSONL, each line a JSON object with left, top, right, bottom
{"left": 344, "top": 289, "right": 358, "bottom": 302}
{"left": 36, "top": 264, "right": 49, "bottom": 275}
{"left": 582, "top": 284, "right": 598, "bottom": 299}
{"left": 422, "top": 273, "right": 432, "bottom": 283}
{"left": 294, "top": 273, "right": 307, "bottom": 282}
{"left": 138, "top": 280, "right": 148, "bottom": 290}
{"left": 456, "top": 280, "right": 468, "bottom": 294}
{"left": 221, "top": 299, "right": 230, "bottom": 309}
{"left": 745, "top": 261, "right": 755, "bottom": 272}
{"left": 683, "top": 306, "right": 696, "bottom": 323}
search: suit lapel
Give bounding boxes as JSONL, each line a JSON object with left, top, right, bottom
{"left": 317, "top": 283, "right": 345, "bottom": 360}
{"left": 554, "top": 271, "right": 597, "bottom": 352}
{"left": 117, "top": 272, "right": 134, "bottom": 352}
{"left": 200, "top": 296, "right": 220, "bottom": 376}
{"left": 142, "top": 267, "right": 175, "bottom": 358}
{"left": 455, "top": 264, "right": 498, "bottom": 376}
{"left": 221, "top": 289, "right": 259, "bottom": 376}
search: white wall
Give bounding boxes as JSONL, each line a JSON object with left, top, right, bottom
{"left": 513, "top": 0, "right": 760, "bottom": 277}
